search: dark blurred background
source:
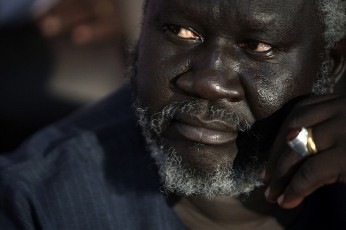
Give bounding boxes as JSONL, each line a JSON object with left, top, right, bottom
{"left": 0, "top": 0, "right": 143, "bottom": 152}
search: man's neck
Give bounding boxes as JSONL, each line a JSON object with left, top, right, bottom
{"left": 173, "top": 188, "right": 298, "bottom": 229}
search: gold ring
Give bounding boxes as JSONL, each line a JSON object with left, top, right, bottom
{"left": 307, "top": 128, "right": 318, "bottom": 154}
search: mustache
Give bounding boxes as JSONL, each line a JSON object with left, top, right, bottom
{"left": 135, "top": 99, "right": 253, "bottom": 135}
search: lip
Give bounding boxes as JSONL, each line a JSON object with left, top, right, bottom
{"left": 173, "top": 117, "right": 238, "bottom": 145}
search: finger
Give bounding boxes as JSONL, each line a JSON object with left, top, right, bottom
{"left": 265, "top": 117, "right": 343, "bottom": 200}
{"left": 278, "top": 148, "right": 345, "bottom": 209}
{"left": 265, "top": 147, "right": 304, "bottom": 202}
{"left": 308, "top": 118, "right": 346, "bottom": 152}
{"left": 290, "top": 94, "right": 338, "bottom": 107}
{"left": 285, "top": 95, "right": 342, "bottom": 129}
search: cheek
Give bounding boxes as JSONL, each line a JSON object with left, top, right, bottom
{"left": 135, "top": 29, "right": 190, "bottom": 113}
{"left": 242, "top": 57, "right": 317, "bottom": 120}
{"left": 253, "top": 73, "right": 297, "bottom": 119}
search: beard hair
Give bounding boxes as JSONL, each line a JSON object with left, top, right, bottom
{"left": 312, "top": 59, "right": 333, "bottom": 95}
{"left": 134, "top": 99, "right": 265, "bottom": 198}
{"left": 129, "top": 49, "right": 331, "bottom": 198}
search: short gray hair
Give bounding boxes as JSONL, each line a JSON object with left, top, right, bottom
{"left": 317, "top": 0, "right": 346, "bottom": 49}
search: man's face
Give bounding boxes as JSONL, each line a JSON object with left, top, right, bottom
{"left": 134, "top": 0, "right": 325, "bottom": 196}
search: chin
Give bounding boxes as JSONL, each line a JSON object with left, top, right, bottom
{"left": 148, "top": 137, "right": 264, "bottom": 198}
{"left": 166, "top": 138, "right": 238, "bottom": 174}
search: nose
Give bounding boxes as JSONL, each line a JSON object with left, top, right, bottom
{"left": 175, "top": 45, "right": 244, "bottom": 102}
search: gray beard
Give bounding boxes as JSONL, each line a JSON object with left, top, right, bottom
{"left": 135, "top": 100, "right": 264, "bottom": 198}
{"left": 132, "top": 55, "right": 331, "bottom": 198}
{"left": 312, "top": 59, "right": 333, "bottom": 95}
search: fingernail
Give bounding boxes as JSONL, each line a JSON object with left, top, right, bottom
{"left": 265, "top": 187, "right": 270, "bottom": 198}
{"left": 277, "top": 194, "right": 285, "bottom": 205}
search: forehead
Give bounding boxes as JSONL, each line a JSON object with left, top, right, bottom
{"left": 146, "top": 0, "right": 320, "bottom": 32}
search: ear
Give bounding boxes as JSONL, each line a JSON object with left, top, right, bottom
{"left": 329, "top": 38, "right": 346, "bottom": 90}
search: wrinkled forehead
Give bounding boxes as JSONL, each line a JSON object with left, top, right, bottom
{"left": 145, "top": 0, "right": 321, "bottom": 29}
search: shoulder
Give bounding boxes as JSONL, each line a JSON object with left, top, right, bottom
{"left": 0, "top": 125, "right": 107, "bottom": 228}
{"left": 0, "top": 82, "right": 146, "bottom": 195}
{"left": 0, "top": 81, "right": 144, "bottom": 181}
{"left": 0, "top": 82, "right": 136, "bottom": 168}
{"left": 0, "top": 82, "right": 133, "bottom": 184}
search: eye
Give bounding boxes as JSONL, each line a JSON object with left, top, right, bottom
{"left": 163, "top": 24, "right": 202, "bottom": 42}
{"left": 240, "top": 41, "right": 273, "bottom": 53}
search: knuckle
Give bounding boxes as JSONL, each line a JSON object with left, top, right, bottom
{"left": 297, "top": 160, "right": 318, "bottom": 184}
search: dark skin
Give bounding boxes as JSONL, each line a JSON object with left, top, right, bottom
{"left": 135, "top": 0, "right": 346, "bottom": 226}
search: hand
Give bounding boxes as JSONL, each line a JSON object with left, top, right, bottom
{"left": 36, "top": 0, "right": 122, "bottom": 45}
{"left": 263, "top": 93, "right": 346, "bottom": 209}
